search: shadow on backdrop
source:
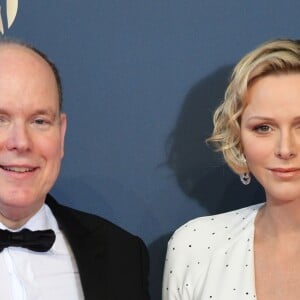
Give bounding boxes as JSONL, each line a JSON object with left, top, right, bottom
{"left": 167, "top": 65, "right": 265, "bottom": 214}
{"left": 148, "top": 66, "right": 265, "bottom": 300}
{"left": 148, "top": 233, "right": 172, "bottom": 300}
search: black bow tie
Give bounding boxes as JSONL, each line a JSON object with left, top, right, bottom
{"left": 0, "top": 228, "right": 56, "bottom": 252}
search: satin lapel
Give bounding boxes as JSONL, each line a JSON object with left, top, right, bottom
{"left": 46, "top": 195, "right": 108, "bottom": 300}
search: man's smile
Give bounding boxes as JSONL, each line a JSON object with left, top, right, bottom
{"left": 0, "top": 165, "right": 37, "bottom": 173}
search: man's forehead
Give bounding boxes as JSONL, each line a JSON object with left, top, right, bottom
{"left": 0, "top": 42, "right": 62, "bottom": 111}
{"left": 0, "top": 44, "right": 56, "bottom": 88}
{"left": 0, "top": 43, "right": 45, "bottom": 64}
{"left": 0, "top": 43, "right": 60, "bottom": 107}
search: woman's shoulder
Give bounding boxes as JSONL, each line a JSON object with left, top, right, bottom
{"left": 168, "top": 203, "right": 263, "bottom": 252}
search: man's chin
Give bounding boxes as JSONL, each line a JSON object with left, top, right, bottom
{"left": 0, "top": 197, "right": 43, "bottom": 225}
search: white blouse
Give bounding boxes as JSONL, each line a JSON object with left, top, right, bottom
{"left": 162, "top": 203, "right": 264, "bottom": 300}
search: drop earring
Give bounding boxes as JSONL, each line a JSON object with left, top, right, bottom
{"left": 239, "top": 154, "right": 251, "bottom": 185}
{"left": 240, "top": 173, "right": 251, "bottom": 185}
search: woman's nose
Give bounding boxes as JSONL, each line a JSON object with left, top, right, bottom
{"left": 275, "top": 130, "right": 297, "bottom": 159}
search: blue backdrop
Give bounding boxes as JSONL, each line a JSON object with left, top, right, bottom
{"left": 5, "top": 1, "right": 300, "bottom": 298}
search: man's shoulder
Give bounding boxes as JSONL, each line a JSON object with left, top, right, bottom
{"left": 46, "top": 194, "right": 143, "bottom": 244}
{"left": 46, "top": 195, "right": 150, "bottom": 300}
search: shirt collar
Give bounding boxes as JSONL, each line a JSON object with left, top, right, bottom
{"left": 0, "top": 204, "right": 59, "bottom": 232}
{"left": 0, "top": 204, "right": 70, "bottom": 255}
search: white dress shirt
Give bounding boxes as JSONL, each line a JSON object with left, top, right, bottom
{"left": 0, "top": 204, "right": 84, "bottom": 300}
{"left": 163, "top": 203, "right": 264, "bottom": 300}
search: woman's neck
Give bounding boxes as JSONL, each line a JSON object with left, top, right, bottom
{"left": 256, "top": 200, "right": 300, "bottom": 238}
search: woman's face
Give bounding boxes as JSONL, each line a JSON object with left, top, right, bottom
{"left": 241, "top": 73, "right": 300, "bottom": 203}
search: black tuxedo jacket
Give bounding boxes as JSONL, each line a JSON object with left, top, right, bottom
{"left": 46, "top": 194, "right": 150, "bottom": 300}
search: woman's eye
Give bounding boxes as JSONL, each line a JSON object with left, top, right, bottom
{"left": 253, "top": 124, "right": 272, "bottom": 133}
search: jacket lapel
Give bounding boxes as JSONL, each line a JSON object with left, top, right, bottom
{"left": 46, "top": 194, "right": 108, "bottom": 300}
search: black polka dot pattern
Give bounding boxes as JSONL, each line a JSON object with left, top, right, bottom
{"left": 162, "top": 203, "right": 264, "bottom": 299}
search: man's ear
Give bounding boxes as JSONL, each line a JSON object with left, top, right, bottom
{"left": 60, "top": 113, "right": 67, "bottom": 159}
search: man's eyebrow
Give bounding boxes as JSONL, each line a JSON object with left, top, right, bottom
{"left": 32, "top": 109, "right": 57, "bottom": 115}
{"left": 0, "top": 108, "right": 9, "bottom": 114}
{"left": 0, "top": 108, "right": 59, "bottom": 117}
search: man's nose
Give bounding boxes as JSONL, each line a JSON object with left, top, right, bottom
{"left": 6, "top": 122, "right": 31, "bottom": 152}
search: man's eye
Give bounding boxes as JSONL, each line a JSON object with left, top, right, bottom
{"left": 35, "top": 119, "right": 46, "bottom": 125}
{"left": 0, "top": 116, "right": 10, "bottom": 126}
{"left": 33, "top": 118, "right": 51, "bottom": 127}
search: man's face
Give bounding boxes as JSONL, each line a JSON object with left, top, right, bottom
{"left": 0, "top": 45, "right": 66, "bottom": 225}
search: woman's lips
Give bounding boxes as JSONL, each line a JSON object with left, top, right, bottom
{"left": 270, "top": 168, "right": 300, "bottom": 179}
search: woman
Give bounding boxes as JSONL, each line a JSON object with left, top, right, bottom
{"left": 163, "top": 39, "right": 300, "bottom": 299}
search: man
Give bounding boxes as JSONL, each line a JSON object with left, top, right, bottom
{"left": 0, "top": 40, "right": 150, "bottom": 300}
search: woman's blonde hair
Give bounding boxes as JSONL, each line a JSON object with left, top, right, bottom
{"left": 207, "top": 39, "right": 300, "bottom": 174}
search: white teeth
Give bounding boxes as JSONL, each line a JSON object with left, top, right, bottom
{"left": 2, "top": 166, "right": 33, "bottom": 173}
